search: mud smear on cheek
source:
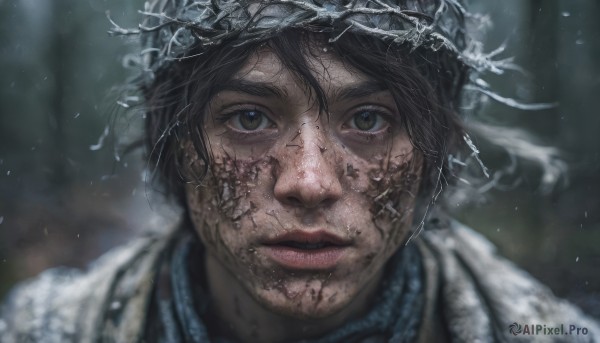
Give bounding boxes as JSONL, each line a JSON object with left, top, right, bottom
{"left": 367, "top": 156, "right": 422, "bottom": 248}
{"left": 209, "top": 154, "right": 268, "bottom": 227}
{"left": 198, "top": 153, "right": 279, "bottom": 231}
{"left": 187, "top": 154, "right": 281, "bottom": 281}
{"left": 342, "top": 153, "right": 421, "bottom": 255}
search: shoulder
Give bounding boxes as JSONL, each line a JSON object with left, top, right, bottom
{"left": 417, "top": 220, "right": 600, "bottom": 342}
{"left": 0, "top": 227, "right": 177, "bottom": 343}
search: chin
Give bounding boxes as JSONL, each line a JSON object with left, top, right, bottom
{"left": 252, "top": 278, "right": 354, "bottom": 320}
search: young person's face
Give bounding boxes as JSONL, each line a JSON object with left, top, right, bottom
{"left": 185, "top": 44, "right": 423, "bottom": 319}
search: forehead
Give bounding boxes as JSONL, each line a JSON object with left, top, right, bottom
{"left": 232, "top": 46, "right": 372, "bottom": 93}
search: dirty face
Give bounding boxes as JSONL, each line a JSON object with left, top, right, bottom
{"left": 185, "top": 45, "right": 423, "bottom": 320}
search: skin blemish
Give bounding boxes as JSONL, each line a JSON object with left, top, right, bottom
{"left": 363, "top": 252, "right": 376, "bottom": 267}
{"left": 346, "top": 163, "right": 359, "bottom": 178}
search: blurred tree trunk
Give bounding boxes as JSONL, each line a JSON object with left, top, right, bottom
{"left": 527, "top": 0, "right": 559, "bottom": 136}
{"left": 524, "top": 0, "right": 560, "bottom": 261}
{"left": 47, "top": 0, "right": 70, "bottom": 188}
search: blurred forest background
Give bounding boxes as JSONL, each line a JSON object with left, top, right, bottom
{"left": 0, "top": 0, "right": 599, "bottom": 318}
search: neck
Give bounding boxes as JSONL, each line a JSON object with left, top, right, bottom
{"left": 203, "top": 253, "right": 383, "bottom": 343}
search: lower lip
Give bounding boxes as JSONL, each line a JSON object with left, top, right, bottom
{"left": 262, "top": 246, "right": 347, "bottom": 270}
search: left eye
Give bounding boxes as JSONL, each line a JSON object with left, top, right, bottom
{"left": 346, "top": 110, "right": 388, "bottom": 132}
{"left": 229, "top": 110, "right": 272, "bottom": 131}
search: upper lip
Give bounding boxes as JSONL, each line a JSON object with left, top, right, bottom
{"left": 262, "top": 230, "right": 352, "bottom": 247}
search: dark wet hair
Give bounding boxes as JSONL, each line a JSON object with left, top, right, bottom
{"left": 142, "top": 29, "right": 469, "bottom": 207}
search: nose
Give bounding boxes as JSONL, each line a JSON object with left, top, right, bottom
{"left": 273, "top": 125, "right": 342, "bottom": 208}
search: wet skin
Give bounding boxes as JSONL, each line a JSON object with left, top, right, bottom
{"left": 184, "top": 45, "right": 423, "bottom": 342}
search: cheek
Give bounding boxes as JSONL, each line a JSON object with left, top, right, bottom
{"left": 343, "top": 151, "right": 422, "bottom": 254}
{"left": 369, "top": 156, "right": 421, "bottom": 218}
{"left": 186, "top": 189, "right": 233, "bottom": 265}
{"left": 185, "top": 155, "right": 277, "bottom": 264}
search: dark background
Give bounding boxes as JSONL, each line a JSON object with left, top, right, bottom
{"left": 1, "top": 0, "right": 599, "bottom": 318}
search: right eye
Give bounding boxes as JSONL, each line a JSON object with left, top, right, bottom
{"left": 229, "top": 110, "right": 273, "bottom": 131}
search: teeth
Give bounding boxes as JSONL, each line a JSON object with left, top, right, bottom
{"left": 283, "top": 241, "right": 329, "bottom": 250}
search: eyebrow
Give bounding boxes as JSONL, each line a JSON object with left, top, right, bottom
{"left": 214, "top": 79, "right": 287, "bottom": 98}
{"left": 333, "top": 81, "right": 389, "bottom": 101}
{"left": 213, "top": 79, "right": 388, "bottom": 102}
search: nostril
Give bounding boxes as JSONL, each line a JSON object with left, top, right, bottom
{"left": 286, "top": 197, "right": 303, "bottom": 207}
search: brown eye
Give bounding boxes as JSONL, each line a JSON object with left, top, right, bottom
{"left": 350, "top": 110, "right": 387, "bottom": 132}
{"left": 231, "top": 110, "right": 271, "bottom": 131}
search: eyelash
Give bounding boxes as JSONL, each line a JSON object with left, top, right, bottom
{"left": 215, "top": 107, "right": 275, "bottom": 138}
{"left": 343, "top": 107, "right": 394, "bottom": 133}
